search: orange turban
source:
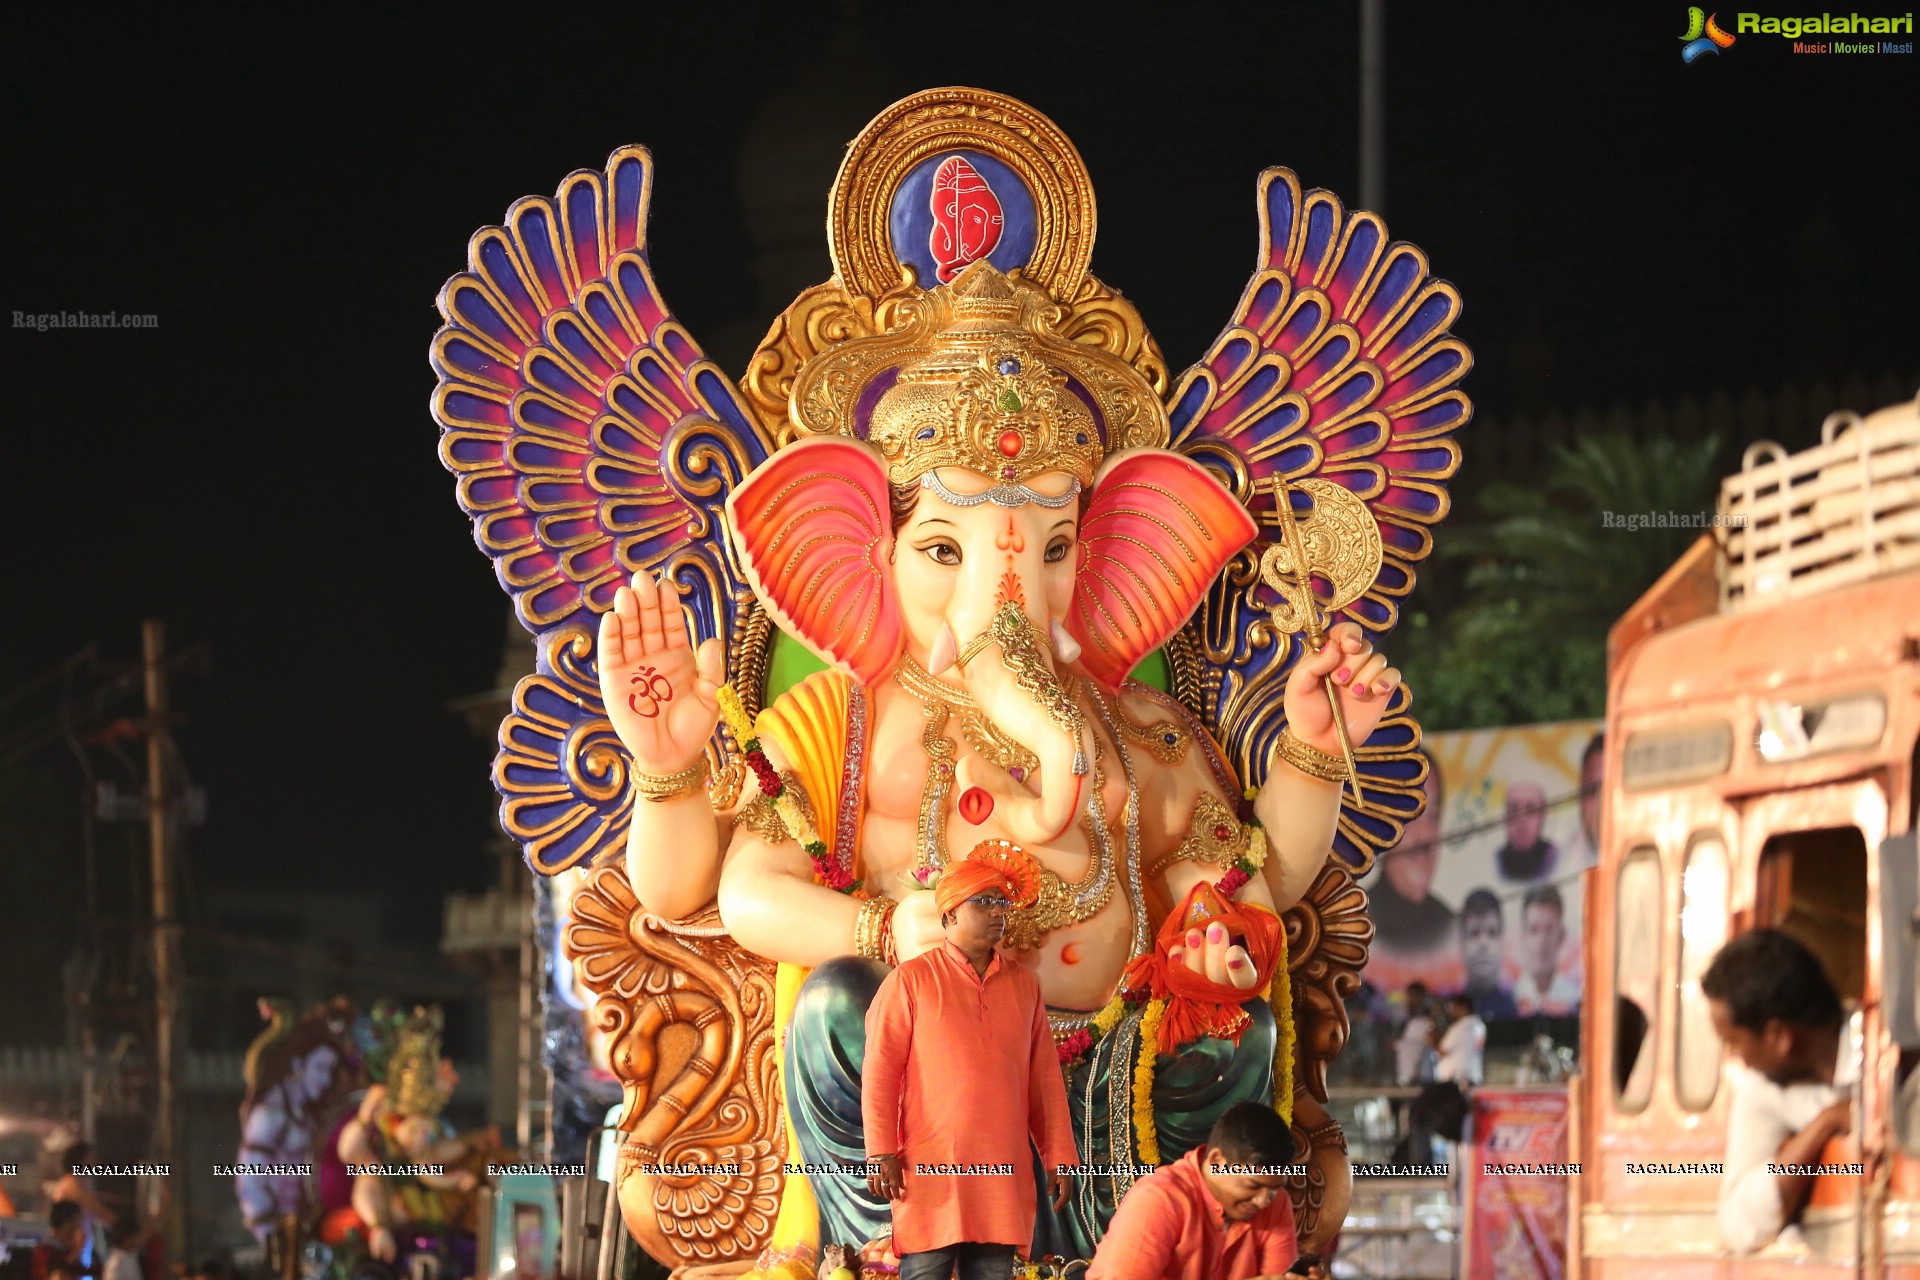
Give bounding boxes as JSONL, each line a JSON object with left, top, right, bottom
{"left": 934, "top": 840, "right": 1043, "bottom": 917}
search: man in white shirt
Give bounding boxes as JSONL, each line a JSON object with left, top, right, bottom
{"left": 1434, "top": 994, "right": 1486, "bottom": 1086}
{"left": 1394, "top": 982, "right": 1435, "bottom": 1086}
{"left": 1701, "top": 929, "right": 1855, "bottom": 1254}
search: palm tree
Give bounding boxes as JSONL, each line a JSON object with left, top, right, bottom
{"left": 1400, "top": 430, "right": 1725, "bottom": 730}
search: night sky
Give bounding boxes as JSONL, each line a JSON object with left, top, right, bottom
{"left": 5, "top": 5, "right": 1915, "bottom": 1026}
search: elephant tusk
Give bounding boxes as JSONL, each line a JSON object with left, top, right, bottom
{"left": 928, "top": 622, "right": 960, "bottom": 675}
{"left": 1049, "top": 618, "right": 1082, "bottom": 664}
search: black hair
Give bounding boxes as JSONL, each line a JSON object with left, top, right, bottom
{"left": 49, "top": 1200, "right": 83, "bottom": 1232}
{"left": 1406, "top": 981, "right": 1429, "bottom": 999}
{"left": 1206, "top": 1101, "right": 1296, "bottom": 1168}
{"left": 1448, "top": 992, "right": 1477, "bottom": 1015}
{"left": 1582, "top": 733, "right": 1605, "bottom": 770}
{"left": 1461, "top": 888, "right": 1502, "bottom": 927}
{"left": 60, "top": 1142, "right": 92, "bottom": 1173}
{"left": 1522, "top": 884, "right": 1564, "bottom": 918}
{"left": 108, "top": 1218, "right": 141, "bottom": 1249}
{"left": 1701, "top": 928, "right": 1843, "bottom": 1032}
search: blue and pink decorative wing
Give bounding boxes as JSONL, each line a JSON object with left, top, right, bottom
{"left": 1167, "top": 168, "right": 1470, "bottom": 872}
{"left": 432, "top": 147, "right": 775, "bottom": 874}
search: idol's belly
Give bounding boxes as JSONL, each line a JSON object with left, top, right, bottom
{"left": 859, "top": 807, "right": 1139, "bottom": 1011}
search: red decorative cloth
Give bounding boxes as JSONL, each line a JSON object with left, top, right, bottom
{"left": 1122, "top": 881, "right": 1283, "bottom": 1054}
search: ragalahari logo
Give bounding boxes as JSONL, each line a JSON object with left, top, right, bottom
{"left": 1680, "top": 7, "right": 1738, "bottom": 60}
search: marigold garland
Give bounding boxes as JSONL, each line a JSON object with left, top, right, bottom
{"left": 1270, "top": 927, "right": 1295, "bottom": 1127}
{"left": 1133, "top": 998, "right": 1166, "bottom": 1165}
{"left": 715, "top": 683, "right": 859, "bottom": 895}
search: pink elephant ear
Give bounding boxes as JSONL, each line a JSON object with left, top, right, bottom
{"left": 726, "top": 437, "right": 905, "bottom": 688}
{"left": 1068, "top": 449, "right": 1257, "bottom": 688}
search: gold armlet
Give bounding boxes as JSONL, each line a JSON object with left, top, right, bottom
{"left": 708, "top": 759, "right": 747, "bottom": 812}
{"left": 634, "top": 756, "right": 711, "bottom": 803}
{"left": 1169, "top": 792, "right": 1251, "bottom": 868}
{"left": 1276, "top": 728, "right": 1347, "bottom": 783}
{"left": 734, "top": 770, "right": 808, "bottom": 842}
{"left": 855, "top": 896, "right": 898, "bottom": 963}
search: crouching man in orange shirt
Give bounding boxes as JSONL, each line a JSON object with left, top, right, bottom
{"left": 1088, "top": 1103, "right": 1324, "bottom": 1280}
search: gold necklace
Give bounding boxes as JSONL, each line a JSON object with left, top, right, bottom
{"left": 999, "top": 733, "right": 1116, "bottom": 951}
{"left": 895, "top": 655, "right": 1041, "bottom": 777}
{"left": 1112, "top": 689, "right": 1192, "bottom": 765}
{"left": 890, "top": 662, "right": 1115, "bottom": 948}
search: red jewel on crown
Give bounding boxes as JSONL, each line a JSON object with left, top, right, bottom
{"left": 998, "top": 429, "right": 1024, "bottom": 457}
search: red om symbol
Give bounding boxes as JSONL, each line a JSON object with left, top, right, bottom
{"left": 627, "top": 666, "right": 674, "bottom": 719}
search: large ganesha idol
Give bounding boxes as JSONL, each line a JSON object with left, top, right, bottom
{"left": 432, "top": 90, "right": 1469, "bottom": 1275}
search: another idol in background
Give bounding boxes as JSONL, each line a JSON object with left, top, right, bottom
{"left": 235, "top": 1000, "right": 354, "bottom": 1243}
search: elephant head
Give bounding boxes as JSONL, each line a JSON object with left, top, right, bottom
{"left": 725, "top": 264, "right": 1257, "bottom": 839}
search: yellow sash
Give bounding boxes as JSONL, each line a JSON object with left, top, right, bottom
{"left": 751, "top": 671, "right": 862, "bottom": 1274}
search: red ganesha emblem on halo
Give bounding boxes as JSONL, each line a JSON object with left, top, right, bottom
{"left": 929, "top": 155, "right": 1004, "bottom": 283}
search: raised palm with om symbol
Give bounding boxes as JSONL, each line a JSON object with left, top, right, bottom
{"left": 596, "top": 571, "right": 724, "bottom": 775}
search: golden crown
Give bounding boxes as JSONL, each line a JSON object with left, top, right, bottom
{"left": 788, "top": 263, "right": 1167, "bottom": 490}
{"left": 388, "top": 1006, "right": 451, "bottom": 1121}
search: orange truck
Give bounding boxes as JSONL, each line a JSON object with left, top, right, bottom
{"left": 1577, "top": 394, "right": 1920, "bottom": 1276}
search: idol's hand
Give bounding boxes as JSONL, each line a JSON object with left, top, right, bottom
{"left": 1283, "top": 621, "right": 1399, "bottom": 758}
{"left": 890, "top": 892, "right": 944, "bottom": 965}
{"left": 1167, "top": 920, "right": 1260, "bottom": 991}
{"left": 597, "top": 571, "right": 725, "bottom": 774}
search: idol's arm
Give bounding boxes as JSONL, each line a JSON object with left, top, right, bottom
{"left": 622, "top": 793, "right": 725, "bottom": 921}
{"left": 716, "top": 830, "right": 866, "bottom": 967}
{"left": 1251, "top": 764, "right": 1342, "bottom": 913}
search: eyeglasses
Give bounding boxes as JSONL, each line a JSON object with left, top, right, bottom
{"left": 965, "top": 893, "right": 1012, "bottom": 912}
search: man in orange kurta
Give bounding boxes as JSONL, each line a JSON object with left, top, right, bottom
{"left": 863, "top": 848, "right": 1077, "bottom": 1280}
{"left": 1087, "top": 1103, "right": 1319, "bottom": 1280}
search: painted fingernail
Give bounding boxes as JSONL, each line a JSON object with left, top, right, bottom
{"left": 1188, "top": 930, "right": 1204, "bottom": 947}
{"left": 1228, "top": 957, "right": 1245, "bottom": 970}
{"left": 1335, "top": 668, "right": 1351, "bottom": 682}
{"left": 1207, "top": 922, "right": 1226, "bottom": 941}
{"left": 1375, "top": 682, "right": 1391, "bottom": 694}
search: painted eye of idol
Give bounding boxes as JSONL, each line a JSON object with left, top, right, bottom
{"left": 1044, "top": 534, "right": 1072, "bottom": 564}
{"left": 918, "top": 539, "right": 962, "bottom": 566}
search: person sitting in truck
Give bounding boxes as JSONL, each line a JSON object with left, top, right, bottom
{"left": 1702, "top": 928, "right": 1857, "bottom": 1253}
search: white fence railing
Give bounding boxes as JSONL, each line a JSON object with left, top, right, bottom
{"left": 1720, "top": 393, "right": 1920, "bottom": 610}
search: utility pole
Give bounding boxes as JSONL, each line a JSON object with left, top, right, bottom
{"left": 144, "top": 619, "right": 186, "bottom": 1262}
{"left": 1360, "top": 0, "right": 1386, "bottom": 217}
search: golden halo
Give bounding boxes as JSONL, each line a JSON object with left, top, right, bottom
{"left": 828, "top": 87, "right": 1097, "bottom": 305}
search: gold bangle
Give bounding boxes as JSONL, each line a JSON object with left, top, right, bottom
{"left": 1275, "top": 728, "right": 1347, "bottom": 784}
{"left": 855, "top": 896, "right": 898, "bottom": 962}
{"left": 634, "top": 756, "right": 710, "bottom": 803}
